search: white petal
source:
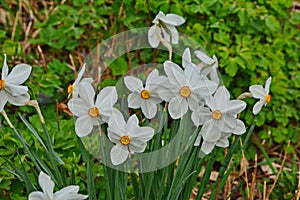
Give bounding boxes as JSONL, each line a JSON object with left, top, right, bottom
{"left": 148, "top": 26, "right": 160, "bottom": 48}
{"left": 2, "top": 54, "right": 8, "bottom": 79}
{"left": 5, "top": 64, "right": 32, "bottom": 85}
{"left": 168, "top": 97, "right": 188, "bottom": 119}
{"left": 249, "top": 85, "right": 265, "bottom": 99}
{"left": 253, "top": 100, "right": 265, "bottom": 115}
{"left": 154, "top": 11, "right": 165, "bottom": 23}
{"left": 182, "top": 48, "right": 191, "bottom": 69}
{"left": 205, "top": 95, "right": 217, "bottom": 110}
{"left": 129, "top": 141, "right": 147, "bottom": 153}
{"left": 74, "top": 63, "right": 86, "bottom": 85}
{"left": 184, "top": 64, "right": 201, "bottom": 87}
{"left": 0, "top": 91, "right": 8, "bottom": 111}
{"left": 265, "top": 76, "right": 272, "bottom": 94}
{"left": 54, "top": 186, "right": 78, "bottom": 200}
{"left": 166, "top": 25, "right": 179, "bottom": 44}
{"left": 224, "top": 100, "right": 247, "bottom": 115}
{"left": 96, "top": 86, "right": 118, "bottom": 108}
{"left": 232, "top": 119, "right": 246, "bottom": 135}
{"left": 201, "top": 140, "right": 215, "bottom": 155}
{"left": 79, "top": 82, "right": 95, "bottom": 107}
{"left": 195, "top": 50, "right": 214, "bottom": 65}
{"left": 5, "top": 83, "right": 28, "bottom": 96}
{"left": 67, "top": 98, "right": 89, "bottom": 117}
{"left": 188, "top": 93, "right": 201, "bottom": 111}
{"left": 216, "top": 138, "right": 229, "bottom": 148}
{"left": 38, "top": 171, "right": 54, "bottom": 199}
{"left": 131, "top": 126, "right": 154, "bottom": 142}
{"left": 110, "top": 144, "right": 129, "bottom": 165}
{"left": 141, "top": 100, "right": 157, "bottom": 119}
{"left": 108, "top": 108, "right": 127, "bottom": 133}
{"left": 164, "top": 61, "right": 186, "bottom": 87}
{"left": 192, "top": 78, "right": 218, "bottom": 98}
{"left": 201, "top": 120, "right": 221, "bottom": 142}
{"left": 218, "top": 115, "right": 237, "bottom": 133}
{"left": 126, "top": 114, "right": 139, "bottom": 134}
{"left": 147, "top": 76, "right": 168, "bottom": 92}
{"left": 108, "top": 126, "right": 122, "bottom": 144}
{"left": 161, "top": 27, "right": 171, "bottom": 43}
{"left": 146, "top": 69, "right": 159, "bottom": 83}
{"left": 127, "top": 92, "right": 143, "bottom": 109}
{"left": 7, "top": 92, "right": 30, "bottom": 106}
{"left": 81, "top": 77, "right": 93, "bottom": 84}
{"left": 157, "top": 84, "right": 175, "bottom": 102}
{"left": 124, "top": 76, "right": 143, "bottom": 92}
{"left": 161, "top": 13, "right": 185, "bottom": 26}
{"left": 54, "top": 186, "right": 88, "bottom": 200}
{"left": 191, "top": 107, "right": 211, "bottom": 126}
{"left": 75, "top": 115, "right": 93, "bottom": 137}
{"left": 28, "top": 191, "right": 45, "bottom": 200}
{"left": 214, "top": 86, "right": 230, "bottom": 110}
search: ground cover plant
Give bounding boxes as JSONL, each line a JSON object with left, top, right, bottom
{"left": 0, "top": 0, "right": 299, "bottom": 199}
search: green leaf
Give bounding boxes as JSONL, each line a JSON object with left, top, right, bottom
{"left": 110, "top": 57, "right": 128, "bottom": 76}
{"left": 265, "top": 15, "right": 280, "bottom": 31}
{"left": 225, "top": 59, "right": 238, "bottom": 77}
{"left": 238, "top": 9, "right": 247, "bottom": 26}
{"left": 2, "top": 40, "right": 23, "bottom": 56}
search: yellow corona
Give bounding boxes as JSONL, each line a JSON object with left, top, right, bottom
{"left": 120, "top": 135, "right": 130, "bottom": 146}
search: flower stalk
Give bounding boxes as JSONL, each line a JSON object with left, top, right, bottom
{"left": 0, "top": 110, "right": 14, "bottom": 128}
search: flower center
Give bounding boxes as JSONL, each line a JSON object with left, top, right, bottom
{"left": 141, "top": 89, "right": 150, "bottom": 99}
{"left": 265, "top": 94, "right": 272, "bottom": 103}
{"left": 212, "top": 110, "right": 222, "bottom": 120}
{"left": 179, "top": 86, "right": 191, "bottom": 98}
{"left": 0, "top": 79, "right": 5, "bottom": 90}
{"left": 67, "top": 84, "right": 74, "bottom": 94}
{"left": 120, "top": 135, "right": 130, "bottom": 146}
{"left": 88, "top": 107, "right": 99, "bottom": 118}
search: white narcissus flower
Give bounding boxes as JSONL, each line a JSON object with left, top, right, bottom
{"left": 195, "top": 50, "right": 220, "bottom": 84}
{"left": 28, "top": 171, "right": 88, "bottom": 200}
{"left": 108, "top": 109, "right": 154, "bottom": 165}
{"left": 192, "top": 86, "right": 247, "bottom": 153}
{"left": 68, "top": 82, "right": 118, "bottom": 137}
{"left": 148, "top": 11, "right": 185, "bottom": 48}
{"left": 124, "top": 69, "right": 167, "bottom": 119}
{"left": 0, "top": 54, "right": 32, "bottom": 112}
{"left": 249, "top": 76, "right": 272, "bottom": 115}
{"left": 68, "top": 63, "right": 93, "bottom": 98}
{"left": 158, "top": 61, "right": 218, "bottom": 119}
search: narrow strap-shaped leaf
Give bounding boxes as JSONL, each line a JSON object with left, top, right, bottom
{"left": 78, "top": 137, "right": 97, "bottom": 200}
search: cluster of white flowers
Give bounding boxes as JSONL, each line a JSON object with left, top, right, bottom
{"left": 67, "top": 66, "right": 155, "bottom": 165}
{"left": 0, "top": 10, "right": 274, "bottom": 199}
{"left": 66, "top": 11, "right": 273, "bottom": 161}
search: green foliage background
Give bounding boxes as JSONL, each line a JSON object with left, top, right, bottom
{"left": 0, "top": 0, "right": 299, "bottom": 199}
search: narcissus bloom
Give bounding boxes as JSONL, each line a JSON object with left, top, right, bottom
{"left": 192, "top": 86, "right": 246, "bottom": 153}
{"left": 249, "top": 76, "right": 272, "bottom": 115}
{"left": 68, "top": 82, "right": 118, "bottom": 137}
{"left": 158, "top": 61, "right": 218, "bottom": 119}
{"left": 108, "top": 109, "right": 154, "bottom": 165}
{"left": 124, "top": 69, "right": 167, "bottom": 119}
{"left": 28, "top": 171, "right": 88, "bottom": 200}
{"left": 67, "top": 63, "right": 93, "bottom": 98}
{"left": 0, "top": 54, "right": 31, "bottom": 111}
{"left": 148, "top": 11, "right": 185, "bottom": 48}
